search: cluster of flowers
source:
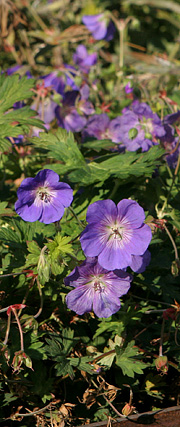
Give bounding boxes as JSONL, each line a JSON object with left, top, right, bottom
{"left": 7, "top": 11, "right": 180, "bottom": 167}
{"left": 83, "top": 101, "right": 180, "bottom": 160}
{"left": 15, "top": 169, "right": 152, "bottom": 318}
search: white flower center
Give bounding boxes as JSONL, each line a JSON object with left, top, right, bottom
{"left": 34, "top": 185, "right": 56, "bottom": 206}
{"left": 100, "top": 129, "right": 110, "bottom": 140}
{"left": 140, "top": 118, "right": 153, "bottom": 138}
{"left": 105, "top": 218, "right": 133, "bottom": 248}
{"left": 89, "top": 274, "right": 106, "bottom": 293}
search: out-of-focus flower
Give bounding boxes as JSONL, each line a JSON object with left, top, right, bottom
{"left": 65, "top": 257, "right": 131, "bottom": 318}
{"left": 82, "top": 13, "right": 115, "bottom": 41}
{"left": 80, "top": 199, "right": 152, "bottom": 270}
{"left": 6, "top": 65, "right": 22, "bottom": 75}
{"left": 118, "top": 101, "right": 166, "bottom": 152}
{"left": 6, "top": 65, "right": 32, "bottom": 79}
{"left": 78, "top": 84, "right": 95, "bottom": 115}
{"left": 40, "top": 72, "right": 65, "bottom": 94}
{"left": 163, "top": 110, "right": 180, "bottom": 126}
{"left": 73, "top": 44, "right": 97, "bottom": 73}
{"left": 165, "top": 137, "right": 180, "bottom": 169}
{"left": 159, "top": 110, "right": 180, "bottom": 168}
{"left": 125, "top": 82, "right": 133, "bottom": 94}
{"left": 15, "top": 169, "right": 73, "bottom": 224}
{"left": 83, "top": 113, "right": 124, "bottom": 144}
{"left": 55, "top": 90, "right": 87, "bottom": 132}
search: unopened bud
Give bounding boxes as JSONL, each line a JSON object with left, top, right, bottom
{"left": 11, "top": 351, "right": 33, "bottom": 373}
{"left": 128, "top": 128, "right": 138, "bottom": 140}
{"left": 155, "top": 356, "right": 168, "bottom": 373}
{"left": 122, "top": 403, "right": 136, "bottom": 416}
{"left": 171, "top": 260, "right": 180, "bottom": 277}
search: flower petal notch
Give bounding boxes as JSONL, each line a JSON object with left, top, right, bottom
{"left": 65, "top": 257, "right": 131, "bottom": 318}
{"left": 80, "top": 199, "right": 152, "bottom": 271}
{"left": 15, "top": 169, "right": 73, "bottom": 224}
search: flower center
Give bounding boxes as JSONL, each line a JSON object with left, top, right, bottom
{"left": 140, "top": 118, "right": 153, "bottom": 138}
{"left": 94, "top": 280, "right": 103, "bottom": 292}
{"left": 89, "top": 275, "right": 105, "bottom": 292}
{"left": 59, "top": 104, "right": 72, "bottom": 119}
{"left": 36, "top": 186, "right": 51, "bottom": 203}
{"left": 100, "top": 129, "right": 110, "bottom": 140}
{"left": 111, "top": 227, "right": 123, "bottom": 239}
{"left": 107, "top": 223, "right": 124, "bottom": 241}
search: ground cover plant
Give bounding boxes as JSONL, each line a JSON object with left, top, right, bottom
{"left": 1, "top": 0, "right": 180, "bottom": 425}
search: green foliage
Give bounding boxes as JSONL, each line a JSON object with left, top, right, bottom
{"left": 115, "top": 341, "right": 147, "bottom": 378}
{"left": 0, "top": 74, "right": 43, "bottom": 151}
{"left": 31, "top": 128, "right": 164, "bottom": 185}
{"left": 44, "top": 329, "right": 95, "bottom": 379}
{"left": 31, "top": 128, "right": 86, "bottom": 175}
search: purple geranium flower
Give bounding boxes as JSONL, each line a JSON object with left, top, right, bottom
{"left": 118, "top": 101, "right": 166, "bottom": 152}
{"left": 35, "top": 99, "right": 57, "bottom": 124}
{"left": 6, "top": 65, "right": 32, "bottom": 79}
{"left": 55, "top": 90, "right": 87, "bottom": 132}
{"left": 82, "top": 13, "right": 115, "bottom": 41}
{"left": 15, "top": 169, "right": 73, "bottom": 224}
{"left": 159, "top": 110, "right": 180, "bottom": 168}
{"left": 130, "top": 250, "right": 151, "bottom": 273}
{"left": 165, "top": 137, "right": 180, "bottom": 169}
{"left": 125, "top": 82, "right": 133, "bottom": 94}
{"left": 41, "top": 72, "right": 65, "bottom": 95}
{"left": 73, "top": 44, "right": 97, "bottom": 73}
{"left": 65, "top": 257, "right": 131, "bottom": 318}
{"left": 80, "top": 199, "right": 152, "bottom": 270}
{"left": 83, "top": 113, "right": 124, "bottom": 143}
{"left": 63, "top": 64, "right": 78, "bottom": 90}
{"left": 163, "top": 110, "right": 180, "bottom": 126}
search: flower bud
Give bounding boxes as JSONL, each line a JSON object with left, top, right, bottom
{"left": 155, "top": 356, "right": 168, "bottom": 373}
{"left": 11, "top": 351, "right": 33, "bottom": 373}
{"left": 122, "top": 403, "right": 136, "bottom": 416}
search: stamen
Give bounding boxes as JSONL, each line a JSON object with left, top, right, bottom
{"left": 112, "top": 227, "right": 122, "bottom": 239}
{"left": 36, "top": 186, "right": 52, "bottom": 204}
{"left": 94, "top": 280, "right": 103, "bottom": 292}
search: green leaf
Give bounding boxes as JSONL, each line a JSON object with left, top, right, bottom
{"left": 0, "top": 75, "right": 44, "bottom": 151}
{"left": 0, "top": 202, "right": 14, "bottom": 217}
{"left": 115, "top": 341, "right": 146, "bottom": 378}
{"left": 83, "top": 139, "right": 117, "bottom": 152}
{"left": 0, "top": 106, "right": 44, "bottom": 128}
{"left": 47, "top": 234, "right": 74, "bottom": 257}
{"left": 68, "top": 146, "right": 165, "bottom": 185}
{"left": 0, "top": 75, "right": 35, "bottom": 113}
{"left": 31, "top": 128, "right": 86, "bottom": 173}
{"left": 69, "top": 356, "right": 96, "bottom": 374}
{"left": 169, "top": 209, "right": 180, "bottom": 231}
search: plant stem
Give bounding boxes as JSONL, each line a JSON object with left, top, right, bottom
{"left": 34, "top": 278, "right": 43, "bottom": 319}
{"left": 159, "top": 318, "right": 165, "bottom": 357}
{"left": 3, "top": 311, "right": 11, "bottom": 345}
{"left": 12, "top": 308, "right": 24, "bottom": 352}
{"left": 164, "top": 224, "right": 179, "bottom": 261}
{"left": 68, "top": 206, "right": 84, "bottom": 228}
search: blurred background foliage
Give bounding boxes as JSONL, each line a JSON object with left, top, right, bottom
{"left": 1, "top": 0, "right": 180, "bottom": 66}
